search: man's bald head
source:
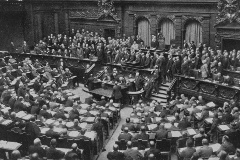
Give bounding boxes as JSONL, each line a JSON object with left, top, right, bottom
{"left": 202, "top": 139, "right": 209, "bottom": 146}
{"left": 34, "top": 138, "right": 41, "bottom": 146}
{"left": 124, "top": 127, "right": 129, "bottom": 133}
{"left": 113, "top": 144, "right": 119, "bottom": 151}
{"left": 72, "top": 143, "right": 78, "bottom": 150}
{"left": 127, "top": 141, "right": 132, "bottom": 148}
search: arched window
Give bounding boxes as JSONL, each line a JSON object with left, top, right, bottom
{"left": 137, "top": 18, "right": 151, "bottom": 46}
{"left": 159, "top": 18, "right": 175, "bottom": 45}
{"left": 185, "top": 20, "right": 202, "bottom": 46}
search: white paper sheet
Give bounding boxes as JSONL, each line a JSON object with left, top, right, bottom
{"left": 187, "top": 128, "right": 197, "bottom": 135}
{"left": 218, "top": 125, "right": 230, "bottom": 131}
{"left": 171, "top": 131, "right": 182, "bottom": 137}
{"left": 68, "top": 131, "right": 79, "bottom": 137}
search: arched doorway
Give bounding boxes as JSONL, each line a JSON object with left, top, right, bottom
{"left": 184, "top": 20, "right": 202, "bottom": 46}
{"left": 158, "top": 18, "right": 175, "bottom": 46}
{"left": 136, "top": 17, "right": 151, "bottom": 46}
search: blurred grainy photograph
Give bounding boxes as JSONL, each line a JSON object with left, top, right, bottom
{"left": 0, "top": 0, "right": 240, "bottom": 160}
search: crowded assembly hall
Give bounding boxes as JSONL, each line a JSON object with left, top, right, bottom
{"left": 1, "top": 0, "right": 240, "bottom": 160}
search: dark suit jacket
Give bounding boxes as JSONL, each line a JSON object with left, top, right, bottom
{"left": 155, "top": 129, "right": 168, "bottom": 140}
{"left": 45, "top": 129, "right": 61, "bottom": 139}
{"left": 25, "top": 122, "right": 41, "bottom": 139}
{"left": 112, "top": 85, "right": 122, "bottom": 99}
{"left": 121, "top": 123, "right": 135, "bottom": 131}
{"left": 107, "top": 151, "right": 125, "bottom": 160}
{"left": 29, "top": 145, "right": 46, "bottom": 158}
{"left": 85, "top": 97, "right": 93, "bottom": 105}
{"left": 46, "top": 146, "right": 65, "bottom": 159}
{"left": 118, "top": 133, "right": 132, "bottom": 141}
{"left": 132, "top": 132, "right": 149, "bottom": 141}
{"left": 144, "top": 148, "right": 160, "bottom": 160}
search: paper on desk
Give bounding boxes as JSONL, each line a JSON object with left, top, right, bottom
{"left": 171, "top": 131, "right": 182, "bottom": 137}
{"left": 167, "top": 116, "right": 176, "bottom": 121}
{"left": 56, "top": 148, "right": 72, "bottom": 154}
{"left": 137, "top": 113, "right": 142, "bottom": 116}
{"left": 2, "top": 120, "right": 12, "bottom": 125}
{"left": 85, "top": 117, "right": 95, "bottom": 123}
{"left": 206, "top": 102, "right": 216, "bottom": 107}
{"left": 16, "top": 111, "right": 27, "bottom": 118}
{"left": 164, "top": 123, "right": 172, "bottom": 129}
{"left": 205, "top": 118, "right": 213, "bottom": 124}
{"left": 109, "top": 106, "right": 116, "bottom": 111}
{"left": 0, "top": 117, "right": 3, "bottom": 121}
{"left": 84, "top": 131, "right": 96, "bottom": 140}
{"left": 53, "top": 127, "right": 64, "bottom": 133}
{"left": 218, "top": 125, "right": 230, "bottom": 131}
{"left": 41, "top": 128, "right": 50, "bottom": 134}
{"left": 0, "top": 141, "right": 7, "bottom": 148}
{"left": 64, "top": 107, "right": 73, "bottom": 112}
{"left": 45, "top": 119, "right": 55, "bottom": 125}
{"left": 68, "top": 131, "right": 79, "bottom": 137}
{"left": 79, "top": 122, "right": 87, "bottom": 129}
{"left": 5, "top": 142, "right": 21, "bottom": 150}
{"left": 66, "top": 122, "right": 74, "bottom": 128}
{"left": 210, "top": 143, "right": 221, "bottom": 152}
{"left": 155, "top": 117, "right": 162, "bottom": 122}
{"left": 80, "top": 104, "right": 90, "bottom": 109}
{"left": 79, "top": 110, "right": 87, "bottom": 114}
{"left": 22, "top": 114, "right": 32, "bottom": 120}
{"left": 113, "top": 103, "right": 120, "bottom": 108}
{"left": 148, "top": 124, "right": 158, "bottom": 130}
{"left": 187, "top": 128, "right": 197, "bottom": 135}
{"left": 89, "top": 111, "right": 99, "bottom": 116}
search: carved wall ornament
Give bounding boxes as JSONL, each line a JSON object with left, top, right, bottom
{"left": 69, "top": 10, "right": 99, "bottom": 18}
{"left": 97, "top": 0, "right": 119, "bottom": 22}
{"left": 156, "top": 15, "right": 176, "bottom": 24}
{"left": 182, "top": 15, "right": 204, "bottom": 25}
{"left": 215, "top": 0, "right": 240, "bottom": 25}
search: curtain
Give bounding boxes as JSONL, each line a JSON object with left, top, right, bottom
{"left": 185, "top": 21, "right": 202, "bottom": 46}
{"left": 138, "top": 19, "right": 151, "bottom": 46}
{"left": 160, "top": 19, "right": 175, "bottom": 45}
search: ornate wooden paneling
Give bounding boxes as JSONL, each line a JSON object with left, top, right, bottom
{"left": 176, "top": 75, "right": 240, "bottom": 104}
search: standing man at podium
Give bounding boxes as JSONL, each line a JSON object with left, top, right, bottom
{"left": 112, "top": 81, "right": 122, "bottom": 103}
{"left": 135, "top": 71, "right": 144, "bottom": 91}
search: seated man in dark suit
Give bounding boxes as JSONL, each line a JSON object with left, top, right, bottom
{"left": 132, "top": 126, "right": 149, "bottom": 141}
{"left": 118, "top": 127, "right": 133, "bottom": 141}
{"left": 179, "top": 138, "right": 196, "bottom": 160}
{"left": 107, "top": 144, "right": 124, "bottom": 160}
{"left": 144, "top": 141, "right": 160, "bottom": 160}
{"left": 217, "top": 135, "right": 236, "bottom": 154}
{"left": 121, "top": 117, "right": 135, "bottom": 131}
{"left": 11, "top": 122, "right": 24, "bottom": 134}
{"left": 191, "top": 139, "right": 213, "bottom": 160}
{"left": 46, "top": 139, "right": 65, "bottom": 159}
{"left": 69, "top": 119, "right": 82, "bottom": 131}
{"left": 155, "top": 124, "right": 168, "bottom": 140}
{"left": 39, "top": 105, "right": 52, "bottom": 119}
{"left": 28, "top": 138, "right": 46, "bottom": 158}
{"left": 64, "top": 143, "right": 82, "bottom": 160}
{"left": 25, "top": 116, "right": 41, "bottom": 139}
{"left": 45, "top": 124, "right": 61, "bottom": 139}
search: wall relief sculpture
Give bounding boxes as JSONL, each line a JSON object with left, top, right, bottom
{"left": 216, "top": 0, "right": 240, "bottom": 25}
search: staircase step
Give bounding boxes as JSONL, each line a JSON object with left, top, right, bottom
{"left": 152, "top": 94, "right": 168, "bottom": 99}
{"left": 150, "top": 97, "right": 168, "bottom": 102}
{"left": 162, "top": 82, "right": 171, "bottom": 87}
{"left": 159, "top": 90, "right": 168, "bottom": 94}
{"left": 159, "top": 86, "right": 169, "bottom": 91}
